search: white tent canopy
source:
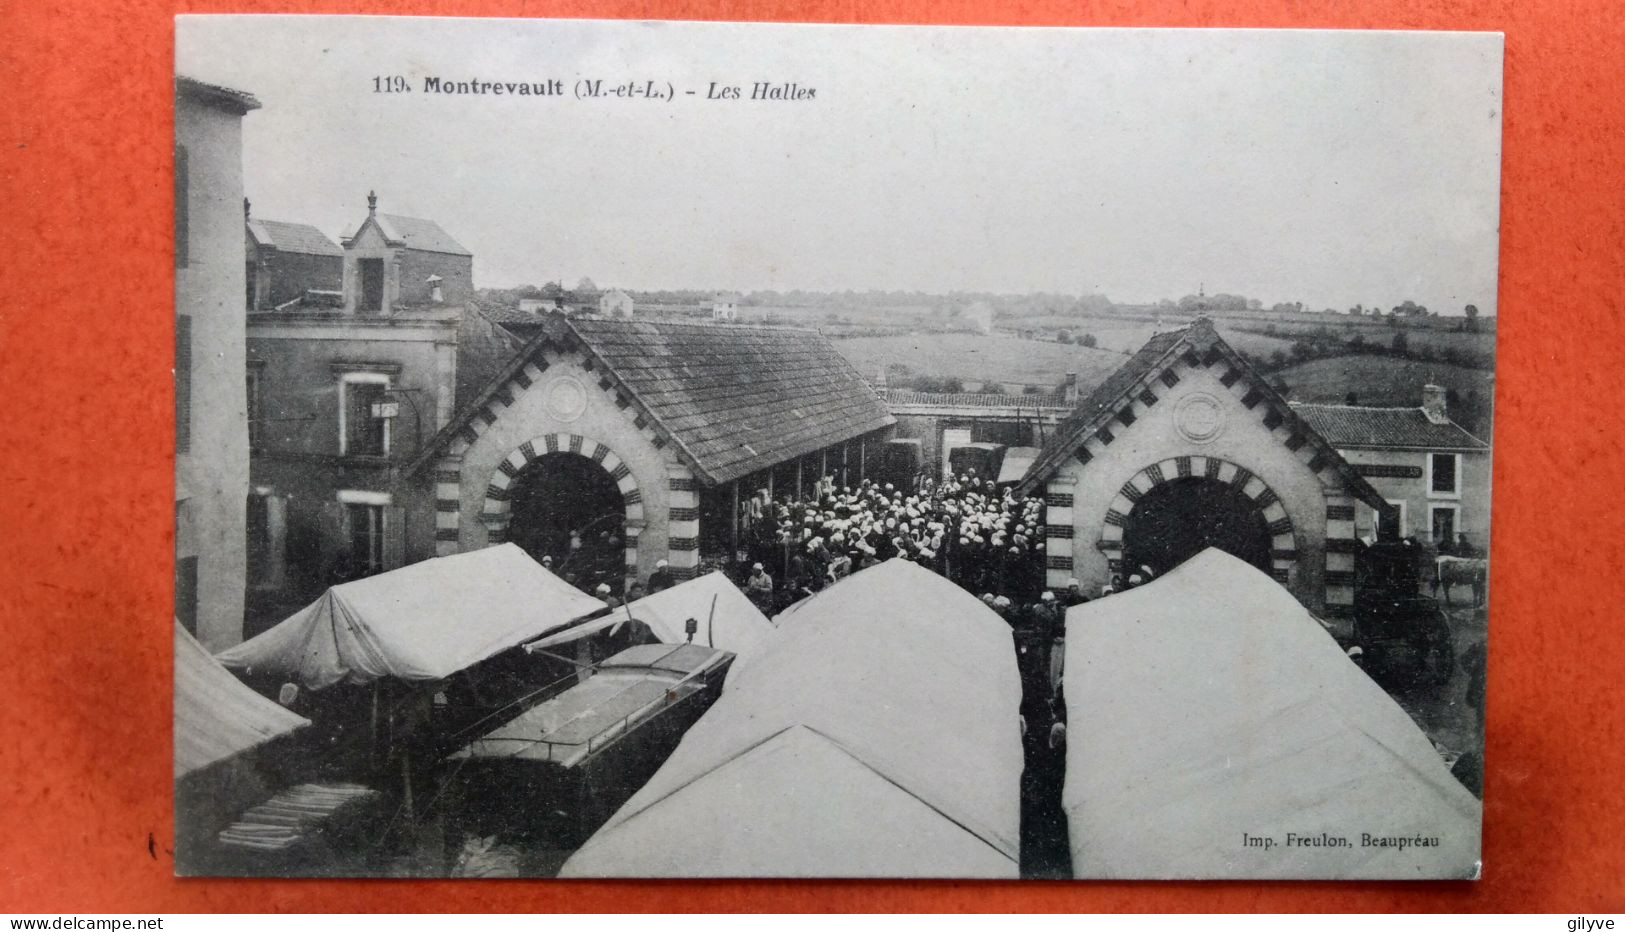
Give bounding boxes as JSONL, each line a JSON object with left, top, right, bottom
{"left": 526, "top": 571, "right": 773, "bottom": 662}
{"left": 216, "top": 544, "right": 606, "bottom": 690}
{"left": 1063, "top": 548, "right": 1481, "bottom": 880}
{"left": 175, "top": 621, "right": 308, "bottom": 780}
{"left": 561, "top": 558, "right": 1024, "bottom": 878}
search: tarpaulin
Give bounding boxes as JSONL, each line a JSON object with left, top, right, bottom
{"left": 526, "top": 571, "right": 772, "bottom": 663}
{"left": 561, "top": 558, "right": 1023, "bottom": 878}
{"left": 174, "top": 621, "right": 308, "bottom": 780}
{"left": 1063, "top": 548, "right": 1481, "bottom": 879}
{"left": 215, "top": 544, "right": 606, "bottom": 690}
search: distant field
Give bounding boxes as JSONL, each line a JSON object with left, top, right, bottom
{"left": 1003, "top": 314, "right": 1297, "bottom": 359}
{"left": 831, "top": 333, "right": 1130, "bottom": 391}
{"left": 1006, "top": 312, "right": 1495, "bottom": 363}
{"left": 1271, "top": 355, "right": 1495, "bottom": 407}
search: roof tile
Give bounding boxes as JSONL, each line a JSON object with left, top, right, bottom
{"left": 1292, "top": 404, "right": 1488, "bottom": 450}
{"left": 374, "top": 213, "right": 472, "bottom": 256}
{"left": 248, "top": 219, "right": 343, "bottom": 257}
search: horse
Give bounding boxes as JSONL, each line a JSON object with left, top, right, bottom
{"left": 1433, "top": 555, "right": 1488, "bottom": 608}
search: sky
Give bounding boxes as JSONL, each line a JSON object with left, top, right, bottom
{"left": 179, "top": 18, "right": 1503, "bottom": 313}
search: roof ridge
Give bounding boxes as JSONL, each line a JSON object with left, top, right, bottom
{"left": 572, "top": 315, "right": 823, "bottom": 335}
{"left": 1291, "top": 402, "right": 1425, "bottom": 412}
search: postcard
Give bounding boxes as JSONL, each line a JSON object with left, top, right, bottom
{"left": 174, "top": 16, "right": 1499, "bottom": 879}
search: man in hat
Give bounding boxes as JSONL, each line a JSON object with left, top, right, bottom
{"left": 745, "top": 562, "right": 774, "bottom": 612}
{"left": 1036, "top": 590, "right": 1064, "bottom": 641}
{"left": 1063, "top": 577, "right": 1089, "bottom": 607}
{"left": 648, "top": 558, "right": 675, "bottom": 594}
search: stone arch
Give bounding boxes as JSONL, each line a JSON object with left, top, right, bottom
{"left": 480, "top": 431, "right": 645, "bottom": 582}
{"left": 1097, "top": 454, "right": 1298, "bottom": 585}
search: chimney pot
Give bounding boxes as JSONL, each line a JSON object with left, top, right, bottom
{"left": 1422, "top": 384, "right": 1448, "bottom": 423}
{"left": 367, "top": 190, "right": 378, "bottom": 215}
{"left": 1065, "top": 372, "right": 1079, "bottom": 404}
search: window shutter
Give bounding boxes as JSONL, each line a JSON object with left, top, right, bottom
{"left": 175, "top": 315, "right": 192, "bottom": 454}
{"left": 318, "top": 500, "right": 348, "bottom": 582}
{"left": 175, "top": 145, "right": 189, "bottom": 268}
{"left": 383, "top": 506, "right": 406, "bottom": 570}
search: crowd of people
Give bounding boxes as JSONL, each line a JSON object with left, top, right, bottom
{"left": 736, "top": 471, "right": 1049, "bottom": 612}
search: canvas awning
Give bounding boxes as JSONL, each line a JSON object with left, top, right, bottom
{"left": 996, "top": 446, "right": 1039, "bottom": 484}
{"left": 216, "top": 544, "right": 606, "bottom": 691}
{"left": 175, "top": 621, "right": 309, "bottom": 780}
{"left": 1062, "top": 548, "right": 1482, "bottom": 880}
{"left": 560, "top": 559, "right": 1024, "bottom": 878}
{"left": 526, "top": 572, "right": 772, "bottom": 663}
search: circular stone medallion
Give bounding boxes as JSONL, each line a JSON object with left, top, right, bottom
{"left": 1174, "top": 392, "right": 1226, "bottom": 444}
{"left": 544, "top": 376, "right": 589, "bottom": 423}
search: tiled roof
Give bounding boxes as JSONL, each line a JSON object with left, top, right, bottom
{"left": 567, "top": 317, "right": 895, "bottom": 484}
{"left": 1019, "top": 328, "right": 1187, "bottom": 486}
{"left": 1292, "top": 404, "right": 1488, "bottom": 451}
{"left": 879, "top": 389, "right": 1070, "bottom": 409}
{"left": 478, "top": 304, "right": 549, "bottom": 328}
{"left": 414, "top": 315, "right": 895, "bottom": 486}
{"left": 248, "top": 219, "right": 343, "bottom": 257}
{"left": 176, "top": 75, "right": 261, "bottom": 113}
{"left": 374, "top": 213, "right": 471, "bottom": 256}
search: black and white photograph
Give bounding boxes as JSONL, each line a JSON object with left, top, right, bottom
{"left": 173, "top": 17, "right": 1500, "bottom": 880}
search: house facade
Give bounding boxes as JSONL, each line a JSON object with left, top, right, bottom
{"left": 243, "top": 207, "right": 519, "bottom": 632}
{"left": 176, "top": 75, "right": 259, "bottom": 650}
{"left": 1293, "top": 387, "right": 1492, "bottom": 551}
{"left": 245, "top": 204, "right": 343, "bottom": 310}
{"left": 710, "top": 293, "right": 740, "bottom": 321}
{"left": 599, "top": 289, "right": 635, "bottom": 318}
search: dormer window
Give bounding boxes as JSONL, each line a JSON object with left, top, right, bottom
{"left": 359, "top": 258, "right": 386, "bottom": 313}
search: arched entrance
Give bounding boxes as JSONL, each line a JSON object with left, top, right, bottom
{"left": 507, "top": 452, "right": 627, "bottom": 586}
{"left": 470, "top": 432, "right": 646, "bottom": 591}
{"left": 1121, "top": 477, "right": 1272, "bottom": 578}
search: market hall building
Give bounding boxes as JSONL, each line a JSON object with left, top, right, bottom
{"left": 1017, "top": 319, "right": 1395, "bottom": 618}
{"left": 410, "top": 314, "right": 896, "bottom": 584}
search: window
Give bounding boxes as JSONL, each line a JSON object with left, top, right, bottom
{"left": 245, "top": 368, "right": 262, "bottom": 450}
{"left": 339, "top": 372, "right": 391, "bottom": 457}
{"left": 1428, "top": 452, "right": 1460, "bottom": 497}
{"left": 246, "top": 491, "right": 270, "bottom": 584}
{"left": 1430, "top": 505, "right": 1459, "bottom": 548}
{"left": 339, "top": 490, "right": 393, "bottom": 577}
{"left": 176, "top": 499, "right": 197, "bottom": 634}
{"left": 175, "top": 145, "right": 189, "bottom": 268}
{"left": 1377, "top": 500, "right": 1407, "bottom": 540}
{"left": 176, "top": 556, "right": 199, "bottom": 635}
{"left": 176, "top": 314, "right": 192, "bottom": 454}
{"left": 346, "top": 502, "right": 386, "bottom": 575}
{"left": 359, "top": 258, "right": 385, "bottom": 312}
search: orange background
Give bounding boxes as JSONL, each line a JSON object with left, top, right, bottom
{"left": 4, "top": 0, "right": 1623, "bottom": 914}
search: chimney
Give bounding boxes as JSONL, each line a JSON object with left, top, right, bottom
{"left": 875, "top": 366, "right": 888, "bottom": 391}
{"left": 243, "top": 197, "right": 251, "bottom": 221}
{"left": 1422, "top": 384, "right": 1448, "bottom": 424}
{"left": 367, "top": 190, "right": 378, "bottom": 217}
{"left": 1064, "top": 372, "right": 1079, "bottom": 404}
